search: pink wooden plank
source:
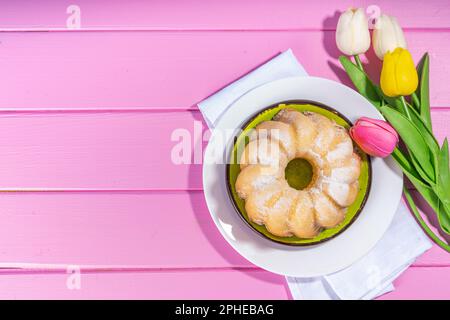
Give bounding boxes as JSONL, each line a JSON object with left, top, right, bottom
{"left": 0, "top": 269, "right": 290, "bottom": 299}
{"left": 379, "top": 267, "right": 450, "bottom": 300}
{"left": 0, "top": 110, "right": 447, "bottom": 191}
{"left": 0, "top": 31, "right": 449, "bottom": 110}
{"left": 0, "top": 0, "right": 449, "bottom": 30}
{"left": 0, "top": 111, "right": 205, "bottom": 190}
{"left": 0, "top": 191, "right": 248, "bottom": 267}
{"left": 428, "top": 109, "right": 450, "bottom": 144}
{"left": 0, "top": 191, "right": 446, "bottom": 268}
{"left": 0, "top": 267, "right": 448, "bottom": 299}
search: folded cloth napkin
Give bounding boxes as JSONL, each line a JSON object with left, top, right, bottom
{"left": 198, "top": 49, "right": 306, "bottom": 127}
{"left": 198, "top": 49, "right": 432, "bottom": 300}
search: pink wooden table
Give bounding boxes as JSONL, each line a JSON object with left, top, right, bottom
{"left": 0, "top": 0, "right": 449, "bottom": 299}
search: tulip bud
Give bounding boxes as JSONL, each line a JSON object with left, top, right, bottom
{"left": 380, "top": 47, "right": 418, "bottom": 97}
{"left": 373, "top": 14, "right": 407, "bottom": 60}
{"left": 336, "top": 8, "right": 371, "bottom": 56}
{"left": 349, "top": 117, "right": 399, "bottom": 158}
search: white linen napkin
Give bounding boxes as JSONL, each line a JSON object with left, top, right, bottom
{"left": 198, "top": 49, "right": 306, "bottom": 128}
{"left": 198, "top": 49, "right": 432, "bottom": 300}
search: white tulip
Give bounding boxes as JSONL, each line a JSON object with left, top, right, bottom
{"left": 373, "top": 14, "right": 407, "bottom": 60}
{"left": 336, "top": 8, "right": 371, "bottom": 56}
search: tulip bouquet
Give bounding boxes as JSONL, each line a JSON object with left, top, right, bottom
{"left": 336, "top": 8, "right": 450, "bottom": 251}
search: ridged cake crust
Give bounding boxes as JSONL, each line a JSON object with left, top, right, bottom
{"left": 235, "top": 108, "right": 361, "bottom": 238}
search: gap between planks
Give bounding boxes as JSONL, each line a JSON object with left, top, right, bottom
{"left": 0, "top": 107, "right": 447, "bottom": 113}
{"left": 1, "top": 27, "right": 450, "bottom": 33}
{"left": 0, "top": 266, "right": 260, "bottom": 275}
{"left": 0, "top": 265, "right": 448, "bottom": 276}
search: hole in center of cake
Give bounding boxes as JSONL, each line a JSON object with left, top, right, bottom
{"left": 284, "top": 158, "right": 314, "bottom": 190}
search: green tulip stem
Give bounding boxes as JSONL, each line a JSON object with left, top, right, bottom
{"left": 404, "top": 187, "right": 450, "bottom": 252}
{"left": 400, "top": 96, "right": 412, "bottom": 120}
{"left": 353, "top": 55, "right": 364, "bottom": 71}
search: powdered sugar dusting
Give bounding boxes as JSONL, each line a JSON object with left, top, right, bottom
{"left": 327, "top": 140, "right": 353, "bottom": 162}
{"left": 325, "top": 181, "right": 350, "bottom": 205}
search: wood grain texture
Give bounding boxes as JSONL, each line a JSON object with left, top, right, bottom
{"left": 0, "top": 111, "right": 205, "bottom": 190}
{"left": 0, "top": 191, "right": 447, "bottom": 268}
{"left": 0, "top": 110, "right": 447, "bottom": 191}
{"left": 0, "top": 1, "right": 449, "bottom": 300}
{"left": 0, "top": 267, "right": 447, "bottom": 299}
{"left": 379, "top": 267, "right": 450, "bottom": 300}
{"left": 0, "top": 269, "right": 291, "bottom": 299}
{"left": 0, "top": 191, "right": 246, "bottom": 267}
{"left": 0, "top": 0, "right": 449, "bottom": 30}
{"left": 0, "top": 31, "right": 449, "bottom": 110}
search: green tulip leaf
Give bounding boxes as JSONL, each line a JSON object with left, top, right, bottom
{"left": 404, "top": 169, "right": 441, "bottom": 221}
{"left": 391, "top": 148, "right": 436, "bottom": 203}
{"left": 408, "top": 102, "right": 439, "bottom": 154}
{"left": 404, "top": 188, "right": 450, "bottom": 252}
{"left": 411, "top": 92, "right": 421, "bottom": 112}
{"left": 381, "top": 106, "right": 436, "bottom": 183}
{"left": 401, "top": 141, "right": 450, "bottom": 236}
{"left": 409, "top": 175, "right": 440, "bottom": 212}
{"left": 438, "top": 201, "right": 450, "bottom": 235}
{"left": 436, "top": 138, "right": 450, "bottom": 203}
{"left": 392, "top": 148, "right": 422, "bottom": 181}
{"left": 410, "top": 153, "right": 435, "bottom": 185}
{"left": 391, "top": 98, "right": 439, "bottom": 173}
{"left": 339, "top": 56, "right": 382, "bottom": 109}
{"left": 392, "top": 138, "right": 435, "bottom": 189}
{"left": 416, "top": 53, "right": 432, "bottom": 130}
{"left": 404, "top": 188, "right": 450, "bottom": 251}
{"left": 407, "top": 103, "right": 440, "bottom": 177}
{"left": 396, "top": 145, "right": 450, "bottom": 236}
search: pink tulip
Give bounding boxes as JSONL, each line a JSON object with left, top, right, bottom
{"left": 349, "top": 117, "right": 399, "bottom": 158}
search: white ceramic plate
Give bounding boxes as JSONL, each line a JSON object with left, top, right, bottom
{"left": 202, "top": 76, "right": 403, "bottom": 277}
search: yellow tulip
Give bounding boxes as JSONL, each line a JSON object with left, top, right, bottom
{"left": 380, "top": 48, "right": 418, "bottom": 97}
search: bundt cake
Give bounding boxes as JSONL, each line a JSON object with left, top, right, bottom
{"left": 235, "top": 108, "right": 361, "bottom": 238}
